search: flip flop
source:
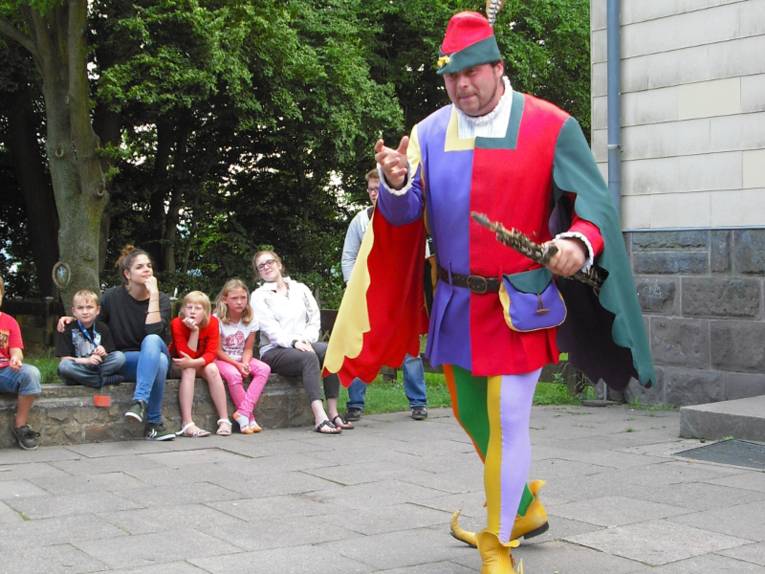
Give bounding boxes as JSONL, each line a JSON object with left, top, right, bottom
{"left": 176, "top": 422, "right": 210, "bottom": 438}
{"left": 331, "top": 414, "right": 354, "bottom": 430}
{"left": 314, "top": 419, "right": 341, "bottom": 434}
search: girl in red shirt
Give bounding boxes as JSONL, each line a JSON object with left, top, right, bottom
{"left": 170, "top": 291, "right": 231, "bottom": 437}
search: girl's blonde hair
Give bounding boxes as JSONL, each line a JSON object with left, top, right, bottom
{"left": 179, "top": 290, "right": 212, "bottom": 328}
{"left": 215, "top": 279, "right": 254, "bottom": 324}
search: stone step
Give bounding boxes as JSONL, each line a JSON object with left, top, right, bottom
{"left": 0, "top": 375, "right": 313, "bottom": 449}
{"left": 679, "top": 394, "right": 765, "bottom": 442}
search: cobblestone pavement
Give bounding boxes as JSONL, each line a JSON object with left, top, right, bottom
{"left": 1, "top": 405, "right": 764, "bottom": 573}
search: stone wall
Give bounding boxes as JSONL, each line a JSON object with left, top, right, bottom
{"left": 627, "top": 228, "right": 765, "bottom": 406}
{"left": 0, "top": 375, "right": 313, "bottom": 449}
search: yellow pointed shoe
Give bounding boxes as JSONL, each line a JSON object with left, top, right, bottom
{"left": 450, "top": 480, "right": 549, "bottom": 547}
{"left": 511, "top": 479, "right": 549, "bottom": 540}
{"left": 476, "top": 530, "right": 524, "bottom": 574}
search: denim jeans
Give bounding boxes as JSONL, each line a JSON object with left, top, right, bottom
{"left": 0, "top": 364, "right": 42, "bottom": 396}
{"left": 347, "top": 353, "right": 427, "bottom": 411}
{"left": 119, "top": 334, "right": 169, "bottom": 424}
{"left": 58, "top": 351, "right": 126, "bottom": 388}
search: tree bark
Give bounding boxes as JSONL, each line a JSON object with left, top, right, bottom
{"left": 23, "top": 2, "right": 109, "bottom": 305}
{"left": 3, "top": 73, "right": 60, "bottom": 296}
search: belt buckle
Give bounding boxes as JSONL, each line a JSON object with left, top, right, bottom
{"left": 466, "top": 275, "right": 488, "bottom": 294}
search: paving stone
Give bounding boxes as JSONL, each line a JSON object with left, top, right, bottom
{"left": 140, "top": 446, "right": 254, "bottom": 467}
{"left": 0, "top": 479, "right": 48, "bottom": 499}
{"left": 565, "top": 519, "right": 751, "bottom": 566}
{"left": 0, "top": 543, "right": 107, "bottom": 574}
{"left": 0, "top": 514, "right": 125, "bottom": 552}
{"left": 0, "top": 500, "right": 23, "bottom": 525}
{"left": 73, "top": 529, "right": 241, "bottom": 569}
{"left": 313, "top": 480, "right": 450, "bottom": 510}
{"left": 28, "top": 471, "right": 145, "bottom": 495}
{"left": 190, "top": 543, "right": 370, "bottom": 574}
{"left": 625, "top": 480, "right": 765, "bottom": 511}
{"left": 96, "top": 503, "right": 243, "bottom": 535}
{"left": 718, "top": 541, "right": 765, "bottom": 567}
{"left": 319, "top": 527, "right": 478, "bottom": 570}
{"left": 319, "top": 502, "right": 451, "bottom": 536}
{"left": 50, "top": 454, "right": 166, "bottom": 476}
{"left": 202, "top": 512, "right": 359, "bottom": 552}
{"left": 98, "top": 563, "right": 209, "bottom": 574}
{"left": 552, "top": 495, "right": 688, "bottom": 527}
{"left": 652, "top": 552, "right": 765, "bottom": 572}
{"left": 453, "top": 539, "right": 648, "bottom": 574}
{"left": 374, "top": 561, "right": 476, "bottom": 574}
{"left": 112, "top": 481, "right": 243, "bottom": 507}
{"left": 0, "top": 461, "right": 71, "bottom": 481}
{"left": 3, "top": 491, "right": 142, "bottom": 519}
{"left": 669, "top": 498, "right": 765, "bottom": 541}
{"left": 708, "top": 471, "right": 765, "bottom": 494}
{"left": 208, "top": 492, "right": 336, "bottom": 520}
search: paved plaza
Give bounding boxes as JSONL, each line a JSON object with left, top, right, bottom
{"left": 0, "top": 405, "right": 764, "bottom": 573}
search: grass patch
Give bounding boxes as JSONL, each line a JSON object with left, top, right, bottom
{"left": 344, "top": 370, "right": 581, "bottom": 415}
{"left": 24, "top": 353, "right": 59, "bottom": 385}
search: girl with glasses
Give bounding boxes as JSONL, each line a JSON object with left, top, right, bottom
{"left": 250, "top": 250, "right": 352, "bottom": 435}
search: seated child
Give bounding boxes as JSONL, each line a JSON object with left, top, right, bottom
{"left": 55, "top": 289, "right": 126, "bottom": 388}
{"left": 214, "top": 279, "right": 270, "bottom": 434}
{"left": 170, "top": 290, "right": 231, "bottom": 437}
{"left": 0, "top": 275, "right": 42, "bottom": 450}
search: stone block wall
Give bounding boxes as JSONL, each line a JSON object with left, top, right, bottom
{"left": 0, "top": 375, "right": 313, "bottom": 449}
{"left": 627, "top": 228, "right": 765, "bottom": 406}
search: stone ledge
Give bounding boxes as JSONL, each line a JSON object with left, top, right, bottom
{"left": 679, "top": 395, "right": 765, "bottom": 442}
{"left": 0, "top": 375, "right": 312, "bottom": 449}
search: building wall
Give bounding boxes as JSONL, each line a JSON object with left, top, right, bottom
{"left": 590, "top": 0, "right": 765, "bottom": 405}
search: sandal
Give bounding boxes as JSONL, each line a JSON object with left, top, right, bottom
{"left": 176, "top": 422, "right": 211, "bottom": 438}
{"left": 314, "top": 419, "right": 341, "bottom": 434}
{"left": 248, "top": 420, "right": 262, "bottom": 433}
{"left": 216, "top": 418, "right": 232, "bottom": 436}
{"left": 331, "top": 414, "right": 354, "bottom": 430}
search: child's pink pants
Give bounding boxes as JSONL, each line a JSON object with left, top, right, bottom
{"left": 215, "top": 358, "right": 270, "bottom": 417}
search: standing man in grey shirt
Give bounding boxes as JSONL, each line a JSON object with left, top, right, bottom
{"left": 341, "top": 169, "right": 428, "bottom": 421}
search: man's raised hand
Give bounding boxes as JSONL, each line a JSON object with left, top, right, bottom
{"left": 374, "top": 136, "right": 409, "bottom": 190}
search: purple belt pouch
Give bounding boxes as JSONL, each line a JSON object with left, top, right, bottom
{"left": 498, "top": 267, "right": 567, "bottom": 332}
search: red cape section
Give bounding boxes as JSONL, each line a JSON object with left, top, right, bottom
{"left": 328, "top": 210, "right": 429, "bottom": 387}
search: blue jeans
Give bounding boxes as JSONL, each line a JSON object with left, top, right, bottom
{"left": 58, "top": 351, "right": 126, "bottom": 388}
{"left": 347, "top": 353, "right": 427, "bottom": 411}
{"left": 0, "top": 364, "right": 42, "bottom": 396}
{"left": 119, "top": 335, "right": 169, "bottom": 424}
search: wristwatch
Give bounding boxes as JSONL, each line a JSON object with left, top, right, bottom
{"left": 291, "top": 339, "right": 299, "bottom": 348}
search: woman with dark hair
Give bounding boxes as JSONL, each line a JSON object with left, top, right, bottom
{"left": 59, "top": 245, "right": 175, "bottom": 440}
{"left": 250, "top": 250, "right": 352, "bottom": 435}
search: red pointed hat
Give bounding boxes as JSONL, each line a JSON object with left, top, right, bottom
{"left": 437, "top": 11, "right": 501, "bottom": 75}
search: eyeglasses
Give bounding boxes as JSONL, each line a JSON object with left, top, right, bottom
{"left": 256, "top": 259, "right": 277, "bottom": 271}
{"left": 367, "top": 186, "right": 379, "bottom": 193}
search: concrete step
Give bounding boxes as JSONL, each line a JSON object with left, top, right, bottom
{"left": 679, "top": 394, "right": 765, "bottom": 441}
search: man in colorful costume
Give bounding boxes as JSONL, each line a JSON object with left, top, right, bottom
{"left": 324, "top": 11, "right": 654, "bottom": 573}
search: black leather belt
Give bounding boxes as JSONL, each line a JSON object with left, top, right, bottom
{"left": 437, "top": 266, "right": 500, "bottom": 294}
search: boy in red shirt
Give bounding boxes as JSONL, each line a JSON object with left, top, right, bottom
{"left": 0, "top": 276, "right": 42, "bottom": 449}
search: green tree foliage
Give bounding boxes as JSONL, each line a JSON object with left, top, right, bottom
{"left": 0, "top": 0, "right": 590, "bottom": 309}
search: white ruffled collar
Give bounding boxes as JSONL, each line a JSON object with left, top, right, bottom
{"left": 455, "top": 76, "right": 513, "bottom": 131}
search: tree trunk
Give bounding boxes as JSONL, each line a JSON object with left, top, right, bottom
{"left": 4, "top": 69, "right": 59, "bottom": 296}
{"left": 27, "top": 3, "right": 108, "bottom": 305}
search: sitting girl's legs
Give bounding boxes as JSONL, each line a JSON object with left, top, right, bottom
{"left": 216, "top": 360, "right": 246, "bottom": 411}
{"left": 242, "top": 358, "right": 270, "bottom": 415}
{"left": 262, "top": 347, "right": 339, "bottom": 434}
{"left": 201, "top": 362, "right": 230, "bottom": 423}
{"left": 120, "top": 334, "right": 169, "bottom": 424}
{"left": 178, "top": 367, "right": 198, "bottom": 426}
{"left": 312, "top": 342, "right": 351, "bottom": 429}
